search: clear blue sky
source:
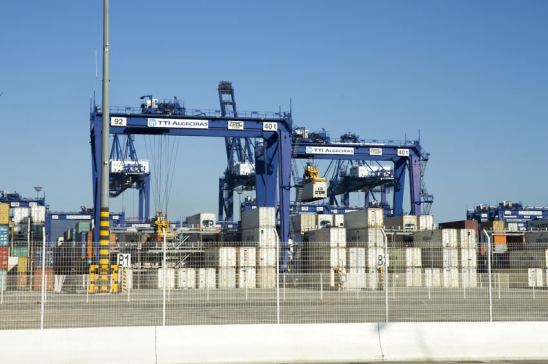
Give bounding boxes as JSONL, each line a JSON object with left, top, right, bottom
{"left": 1, "top": 0, "right": 547, "bottom": 222}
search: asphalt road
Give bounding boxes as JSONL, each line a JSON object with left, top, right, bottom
{"left": 1, "top": 286, "right": 547, "bottom": 330}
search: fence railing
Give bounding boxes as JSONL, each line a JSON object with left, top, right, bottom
{"left": 1, "top": 239, "right": 548, "bottom": 330}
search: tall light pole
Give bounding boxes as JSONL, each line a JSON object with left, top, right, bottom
{"left": 98, "top": 0, "right": 111, "bottom": 293}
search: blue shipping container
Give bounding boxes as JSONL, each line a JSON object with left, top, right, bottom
{"left": 0, "top": 225, "right": 8, "bottom": 247}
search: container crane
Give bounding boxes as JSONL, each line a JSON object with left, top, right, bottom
{"left": 291, "top": 127, "right": 433, "bottom": 216}
{"left": 217, "top": 81, "right": 256, "bottom": 222}
{"left": 108, "top": 134, "right": 150, "bottom": 222}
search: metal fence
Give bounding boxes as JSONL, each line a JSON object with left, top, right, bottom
{"left": 1, "top": 237, "right": 548, "bottom": 330}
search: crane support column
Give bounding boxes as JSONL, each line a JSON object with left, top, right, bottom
{"left": 409, "top": 154, "right": 422, "bottom": 215}
{"left": 393, "top": 158, "right": 407, "bottom": 216}
{"left": 278, "top": 128, "right": 292, "bottom": 271}
{"left": 138, "top": 175, "right": 151, "bottom": 222}
{"left": 255, "top": 134, "right": 278, "bottom": 208}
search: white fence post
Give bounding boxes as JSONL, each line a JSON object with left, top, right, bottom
{"left": 381, "top": 228, "right": 388, "bottom": 323}
{"left": 162, "top": 229, "right": 167, "bottom": 327}
{"left": 482, "top": 229, "right": 493, "bottom": 322}
{"left": 40, "top": 227, "right": 46, "bottom": 330}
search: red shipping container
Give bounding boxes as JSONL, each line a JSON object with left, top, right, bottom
{"left": 0, "top": 246, "right": 9, "bottom": 270}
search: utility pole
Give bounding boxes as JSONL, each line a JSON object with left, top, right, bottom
{"left": 98, "top": 0, "right": 111, "bottom": 293}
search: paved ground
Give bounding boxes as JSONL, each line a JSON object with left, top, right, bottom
{"left": 1, "top": 286, "right": 547, "bottom": 329}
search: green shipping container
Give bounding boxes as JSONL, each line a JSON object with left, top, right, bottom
{"left": 75, "top": 221, "right": 91, "bottom": 234}
{"left": 11, "top": 245, "right": 29, "bottom": 257}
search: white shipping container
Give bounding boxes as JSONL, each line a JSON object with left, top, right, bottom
{"left": 384, "top": 215, "right": 417, "bottom": 231}
{"left": 507, "top": 223, "right": 519, "bottom": 232}
{"left": 367, "top": 248, "right": 385, "bottom": 269}
{"left": 460, "top": 248, "right": 477, "bottom": 268}
{"left": 528, "top": 268, "right": 543, "bottom": 287}
{"left": 12, "top": 207, "right": 29, "bottom": 224}
{"left": 442, "top": 268, "right": 459, "bottom": 288}
{"left": 307, "top": 227, "right": 346, "bottom": 248}
{"left": 238, "top": 268, "right": 256, "bottom": 288}
{"left": 414, "top": 229, "right": 458, "bottom": 248}
{"left": 367, "top": 269, "right": 380, "bottom": 290}
{"left": 186, "top": 213, "right": 216, "bottom": 228}
{"left": 345, "top": 208, "right": 384, "bottom": 229}
{"left": 241, "top": 207, "right": 276, "bottom": 230}
{"left": 218, "top": 268, "right": 237, "bottom": 288}
{"left": 461, "top": 268, "right": 478, "bottom": 288}
{"left": 158, "top": 268, "right": 176, "bottom": 289}
{"left": 347, "top": 228, "right": 386, "bottom": 247}
{"left": 418, "top": 215, "right": 435, "bottom": 230}
{"left": 333, "top": 214, "right": 345, "bottom": 228}
{"left": 232, "top": 162, "right": 254, "bottom": 176}
{"left": 205, "top": 247, "right": 237, "bottom": 268}
{"left": 197, "top": 268, "right": 216, "bottom": 289}
{"left": 30, "top": 205, "right": 46, "bottom": 224}
{"left": 458, "top": 229, "right": 477, "bottom": 248}
{"left": 238, "top": 247, "right": 257, "bottom": 268}
{"left": 256, "top": 267, "right": 276, "bottom": 288}
{"left": 388, "top": 248, "right": 422, "bottom": 268}
{"left": 421, "top": 247, "right": 458, "bottom": 268}
{"left": 257, "top": 247, "right": 277, "bottom": 267}
{"left": 301, "top": 181, "right": 328, "bottom": 202}
{"left": 347, "top": 247, "right": 366, "bottom": 269}
{"left": 177, "top": 268, "right": 196, "bottom": 289}
{"left": 0, "top": 270, "right": 6, "bottom": 292}
{"left": 346, "top": 268, "right": 367, "bottom": 289}
{"left": 406, "top": 267, "right": 423, "bottom": 287}
{"left": 316, "top": 214, "right": 333, "bottom": 228}
{"left": 241, "top": 227, "right": 279, "bottom": 248}
{"left": 306, "top": 246, "right": 346, "bottom": 270}
{"left": 424, "top": 268, "right": 441, "bottom": 288}
{"left": 291, "top": 214, "right": 316, "bottom": 233}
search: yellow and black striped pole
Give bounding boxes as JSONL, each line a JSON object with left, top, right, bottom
{"left": 98, "top": 208, "right": 110, "bottom": 292}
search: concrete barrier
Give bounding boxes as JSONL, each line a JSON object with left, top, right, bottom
{"left": 0, "top": 326, "right": 156, "bottom": 364}
{"left": 1, "top": 322, "right": 548, "bottom": 363}
{"left": 380, "top": 322, "right": 548, "bottom": 362}
{"left": 156, "top": 323, "right": 382, "bottom": 363}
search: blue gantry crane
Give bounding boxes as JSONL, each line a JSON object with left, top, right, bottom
{"left": 217, "top": 81, "right": 256, "bottom": 222}
{"left": 290, "top": 127, "right": 433, "bottom": 216}
{"left": 90, "top": 93, "right": 293, "bottom": 269}
{"left": 108, "top": 134, "right": 150, "bottom": 222}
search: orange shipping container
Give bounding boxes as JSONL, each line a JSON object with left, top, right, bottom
{"left": 87, "top": 240, "right": 94, "bottom": 260}
{"left": 17, "top": 273, "right": 28, "bottom": 289}
{"left": 494, "top": 235, "right": 507, "bottom": 244}
{"left": 109, "top": 233, "right": 116, "bottom": 250}
{"left": 32, "top": 267, "right": 54, "bottom": 292}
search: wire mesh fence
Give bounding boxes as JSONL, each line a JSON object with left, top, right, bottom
{"left": 1, "top": 237, "right": 548, "bottom": 330}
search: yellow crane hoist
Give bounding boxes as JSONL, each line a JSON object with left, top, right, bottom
{"left": 301, "top": 162, "right": 328, "bottom": 202}
{"left": 154, "top": 211, "right": 174, "bottom": 241}
{"left": 303, "top": 162, "right": 327, "bottom": 183}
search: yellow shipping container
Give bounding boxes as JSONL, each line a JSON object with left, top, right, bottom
{"left": 0, "top": 203, "right": 9, "bottom": 225}
{"left": 17, "top": 257, "right": 28, "bottom": 273}
{"left": 493, "top": 220, "right": 505, "bottom": 232}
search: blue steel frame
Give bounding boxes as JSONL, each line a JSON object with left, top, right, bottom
{"left": 291, "top": 140, "right": 425, "bottom": 215}
{"left": 108, "top": 134, "right": 150, "bottom": 222}
{"left": 90, "top": 106, "right": 293, "bottom": 270}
